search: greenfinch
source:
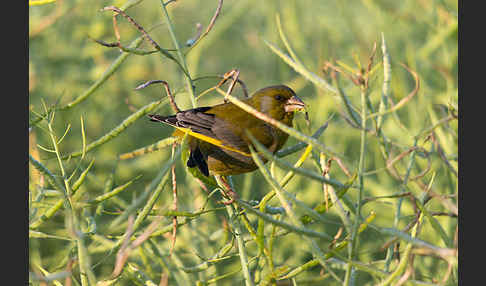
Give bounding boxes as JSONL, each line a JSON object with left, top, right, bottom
{"left": 148, "top": 85, "right": 305, "bottom": 177}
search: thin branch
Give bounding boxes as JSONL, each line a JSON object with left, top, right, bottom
{"left": 102, "top": 6, "right": 162, "bottom": 51}
{"left": 135, "top": 80, "right": 180, "bottom": 113}
{"left": 368, "top": 63, "right": 420, "bottom": 119}
{"left": 170, "top": 142, "right": 178, "bottom": 256}
{"left": 185, "top": 0, "right": 223, "bottom": 50}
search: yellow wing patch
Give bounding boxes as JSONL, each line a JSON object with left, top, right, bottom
{"left": 174, "top": 126, "right": 252, "bottom": 157}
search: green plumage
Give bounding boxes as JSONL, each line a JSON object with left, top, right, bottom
{"left": 149, "top": 85, "right": 305, "bottom": 176}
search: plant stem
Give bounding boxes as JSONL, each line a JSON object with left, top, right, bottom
{"left": 344, "top": 85, "right": 368, "bottom": 285}
{"left": 379, "top": 213, "right": 423, "bottom": 286}
{"left": 159, "top": 1, "right": 197, "bottom": 108}
{"left": 384, "top": 138, "right": 419, "bottom": 271}
{"left": 226, "top": 203, "right": 255, "bottom": 286}
{"left": 47, "top": 116, "right": 96, "bottom": 285}
{"left": 215, "top": 176, "right": 255, "bottom": 286}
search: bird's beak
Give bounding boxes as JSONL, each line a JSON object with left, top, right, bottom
{"left": 284, "top": 95, "right": 306, "bottom": 112}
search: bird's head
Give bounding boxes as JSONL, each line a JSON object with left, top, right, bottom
{"left": 248, "top": 85, "right": 306, "bottom": 123}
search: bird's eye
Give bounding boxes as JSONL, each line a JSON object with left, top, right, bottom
{"left": 275, "top": 95, "right": 283, "bottom": 101}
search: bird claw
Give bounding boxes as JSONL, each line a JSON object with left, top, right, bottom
{"left": 218, "top": 184, "right": 239, "bottom": 205}
{"left": 220, "top": 198, "right": 235, "bottom": 205}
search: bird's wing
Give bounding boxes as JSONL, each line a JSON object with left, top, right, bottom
{"left": 208, "top": 104, "right": 277, "bottom": 152}
{"left": 149, "top": 106, "right": 255, "bottom": 157}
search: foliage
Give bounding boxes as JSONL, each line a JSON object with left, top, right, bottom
{"left": 29, "top": 0, "right": 458, "bottom": 285}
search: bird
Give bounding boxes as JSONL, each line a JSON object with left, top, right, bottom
{"left": 148, "top": 85, "right": 306, "bottom": 178}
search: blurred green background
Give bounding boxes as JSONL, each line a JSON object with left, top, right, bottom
{"left": 29, "top": 0, "right": 457, "bottom": 285}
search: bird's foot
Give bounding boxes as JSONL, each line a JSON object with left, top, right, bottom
{"left": 219, "top": 188, "right": 239, "bottom": 205}
{"left": 216, "top": 175, "right": 239, "bottom": 205}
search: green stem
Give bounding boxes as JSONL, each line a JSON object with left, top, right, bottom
{"left": 159, "top": 1, "right": 197, "bottom": 108}
{"left": 215, "top": 176, "right": 255, "bottom": 286}
{"left": 248, "top": 146, "right": 342, "bottom": 283}
{"left": 65, "top": 97, "right": 167, "bottom": 159}
{"left": 47, "top": 117, "right": 96, "bottom": 285}
{"left": 61, "top": 36, "right": 145, "bottom": 111}
{"left": 384, "top": 139, "right": 419, "bottom": 271}
{"left": 379, "top": 213, "right": 423, "bottom": 286}
{"left": 344, "top": 86, "right": 367, "bottom": 285}
{"left": 228, "top": 204, "right": 255, "bottom": 286}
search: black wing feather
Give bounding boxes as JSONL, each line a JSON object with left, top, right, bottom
{"left": 186, "top": 145, "right": 209, "bottom": 176}
{"left": 148, "top": 107, "right": 215, "bottom": 136}
{"left": 149, "top": 106, "right": 254, "bottom": 176}
{"left": 149, "top": 108, "right": 215, "bottom": 177}
{"left": 149, "top": 108, "right": 253, "bottom": 151}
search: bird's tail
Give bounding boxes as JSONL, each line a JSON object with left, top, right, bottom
{"left": 148, "top": 114, "right": 178, "bottom": 126}
{"left": 149, "top": 114, "right": 210, "bottom": 177}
